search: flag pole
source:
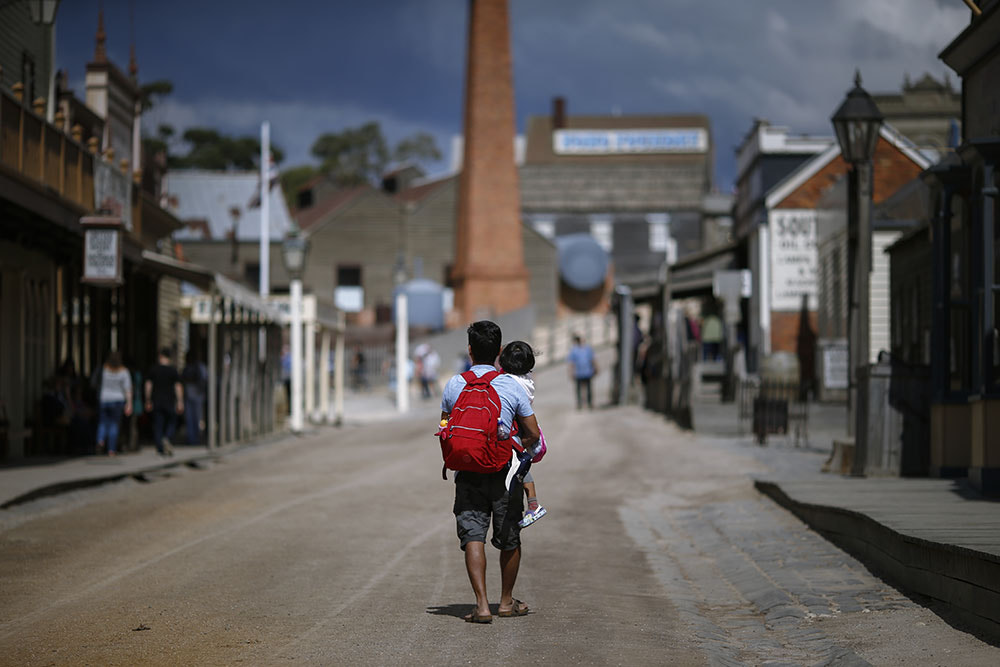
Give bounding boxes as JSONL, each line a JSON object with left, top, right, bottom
{"left": 260, "top": 120, "right": 271, "bottom": 298}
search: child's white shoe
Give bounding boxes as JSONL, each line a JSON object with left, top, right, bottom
{"left": 518, "top": 505, "right": 547, "bottom": 528}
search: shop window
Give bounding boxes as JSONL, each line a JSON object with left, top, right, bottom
{"left": 244, "top": 263, "right": 260, "bottom": 288}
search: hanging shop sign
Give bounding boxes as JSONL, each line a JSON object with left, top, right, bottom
{"left": 81, "top": 215, "right": 124, "bottom": 287}
{"left": 553, "top": 128, "right": 708, "bottom": 155}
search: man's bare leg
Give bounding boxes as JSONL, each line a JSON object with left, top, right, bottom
{"left": 497, "top": 546, "right": 524, "bottom": 612}
{"left": 464, "top": 541, "right": 490, "bottom": 618}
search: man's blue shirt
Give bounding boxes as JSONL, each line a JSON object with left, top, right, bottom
{"left": 441, "top": 364, "right": 534, "bottom": 426}
{"left": 568, "top": 344, "right": 595, "bottom": 379}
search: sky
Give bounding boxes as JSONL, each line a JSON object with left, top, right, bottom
{"left": 56, "top": 0, "right": 970, "bottom": 191}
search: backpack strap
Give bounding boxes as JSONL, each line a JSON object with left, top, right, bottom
{"left": 461, "top": 370, "right": 500, "bottom": 385}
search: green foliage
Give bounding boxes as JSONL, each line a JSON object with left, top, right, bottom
{"left": 311, "top": 122, "right": 389, "bottom": 186}
{"left": 309, "top": 123, "right": 441, "bottom": 186}
{"left": 139, "top": 80, "right": 174, "bottom": 112}
{"left": 279, "top": 165, "right": 318, "bottom": 208}
{"left": 393, "top": 132, "right": 442, "bottom": 164}
{"left": 171, "top": 127, "right": 284, "bottom": 171}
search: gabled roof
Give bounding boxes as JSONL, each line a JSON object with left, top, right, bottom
{"left": 764, "top": 123, "right": 933, "bottom": 210}
{"left": 295, "top": 185, "right": 370, "bottom": 230}
{"left": 395, "top": 174, "right": 455, "bottom": 204}
{"left": 166, "top": 170, "right": 293, "bottom": 241}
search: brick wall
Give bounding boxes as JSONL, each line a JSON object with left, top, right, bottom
{"left": 776, "top": 137, "right": 925, "bottom": 210}
{"left": 770, "top": 310, "right": 818, "bottom": 354}
{"left": 453, "top": 0, "right": 530, "bottom": 319}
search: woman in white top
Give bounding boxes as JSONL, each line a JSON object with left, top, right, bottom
{"left": 96, "top": 351, "right": 133, "bottom": 456}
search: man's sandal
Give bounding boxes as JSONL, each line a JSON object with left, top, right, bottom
{"left": 497, "top": 599, "right": 529, "bottom": 617}
{"left": 464, "top": 612, "right": 492, "bottom": 624}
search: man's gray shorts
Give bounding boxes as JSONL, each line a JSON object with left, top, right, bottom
{"left": 453, "top": 469, "right": 523, "bottom": 551}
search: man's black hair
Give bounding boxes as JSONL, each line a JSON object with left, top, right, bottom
{"left": 499, "top": 341, "right": 535, "bottom": 376}
{"left": 467, "top": 320, "right": 502, "bottom": 365}
{"left": 160, "top": 347, "right": 172, "bottom": 359}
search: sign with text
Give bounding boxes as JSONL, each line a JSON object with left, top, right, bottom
{"left": 81, "top": 216, "right": 123, "bottom": 286}
{"left": 769, "top": 209, "right": 817, "bottom": 311}
{"left": 553, "top": 128, "right": 708, "bottom": 155}
{"left": 823, "top": 343, "right": 849, "bottom": 390}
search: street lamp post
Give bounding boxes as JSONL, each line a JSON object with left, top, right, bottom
{"left": 831, "top": 70, "right": 883, "bottom": 466}
{"left": 282, "top": 228, "right": 309, "bottom": 433}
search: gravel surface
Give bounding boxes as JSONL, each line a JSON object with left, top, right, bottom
{"left": 1, "top": 354, "right": 996, "bottom": 665}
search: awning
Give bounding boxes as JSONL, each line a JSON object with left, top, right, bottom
{"left": 142, "top": 250, "right": 283, "bottom": 322}
{"left": 669, "top": 248, "right": 738, "bottom": 298}
{"left": 140, "top": 249, "right": 214, "bottom": 288}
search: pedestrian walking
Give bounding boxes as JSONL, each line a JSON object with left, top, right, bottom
{"left": 182, "top": 350, "right": 208, "bottom": 445}
{"left": 145, "top": 347, "right": 183, "bottom": 456}
{"left": 438, "top": 321, "right": 540, "bottom": 623}
{"left": 418, "top": 345, "right": 441, "bottom": 399}
{"left": 96, "top": 351, "right": 132, "bottom": 457}
{"left": 567, "top": 334, "right": 598, "bottom": 409}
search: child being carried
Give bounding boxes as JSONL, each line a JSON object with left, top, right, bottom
{"left": 498, "top": 341, "right": 547, "bottom": 528}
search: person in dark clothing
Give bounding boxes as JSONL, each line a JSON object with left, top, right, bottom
{"left": 145, "top": 347, "right": 183, "bottom": 456}
{"left": 181, "top": 349, "right": 208, "bottom": 445}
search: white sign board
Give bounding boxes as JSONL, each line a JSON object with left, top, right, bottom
{"left": 769, "top": 209, "right": 817, "bottom": 311}
{"left": 334, "top": 286, "right": 364, "bottom": 313}
{"left": 83, "top": 227, "right": 121, "bottom": 283}
{"left": 553, "top": 128, "right": 708, "bottom": 155}
{"left": 823, "top": 344, "right": 849, "bottom": 390}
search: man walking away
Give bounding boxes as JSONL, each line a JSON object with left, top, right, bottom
{"left": 440, "top": 321, "right": 540, "bottom": 623}
{"left": 145, "top": 348, "right": 183, "bottom": 456}
{"left": 568, "top": 335, "right": 597, "bottom": 409}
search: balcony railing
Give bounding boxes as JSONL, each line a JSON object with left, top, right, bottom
{"left": 0, "top": 83, "right": 143, "bottom": 234}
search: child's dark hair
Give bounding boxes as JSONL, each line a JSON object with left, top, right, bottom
{"left": 499, "top": 341, "right": 535, "bottom": 376}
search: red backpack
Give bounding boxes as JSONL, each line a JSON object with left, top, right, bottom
{"left": 440, "top": 370, "right": 511, "bottom": 473}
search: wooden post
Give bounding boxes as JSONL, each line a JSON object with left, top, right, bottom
{"left": 207, "top": 292, "right": 218, "bottom": 449}
{"left": 55, "top": 111, "right": 65, "bottom": 195}
{"left": 305, "top": 319, "right": 316, "bottom": 421}
{"left": 334, "top": 311, "right": 345, "bottom": 426}
{"left": 320, "top": 328, "right": 331, "bottom": 424}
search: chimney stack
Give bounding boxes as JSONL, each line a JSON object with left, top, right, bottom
{"left": 452, "top": 0, "right": 530, "bottom": 322}
{"left": 552, "top": 96, "right": 566, "bottom": 129}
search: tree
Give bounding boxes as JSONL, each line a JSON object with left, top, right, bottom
{"left": 308, "top": 123, "right": 442, "bottom": 187}
{"left": 393, "top": 131, "right": 442, "bottom": 165}
{"left": 280, "top": 165, "right": 318, "bottom": 208}
{"left": 138, "top": 80, "right": 174, "bottom": 112}
{"left": 171, "top": 128, "right": 284, "bottom": 171}
{"left": 310, "top": 122, "right": 389, "bottom": 186}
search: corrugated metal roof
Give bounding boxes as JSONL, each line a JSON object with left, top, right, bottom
{"left": 165, "top": 170, "right": 293, "bottom": 241}
{"left": 520, "top": 164, "right": 707, "bottom": 211}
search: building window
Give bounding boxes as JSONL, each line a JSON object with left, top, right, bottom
{"left": 297, "top": 188, "right": 314, "bottom": 209}
{"left": 590, "top": 217, "right": 612, "bottom": 252}
{"left": 648, "top": 221, "right": 669, "bottom": 253}
{"left": 337, "top": 265, "right": 361, "bottom": 287}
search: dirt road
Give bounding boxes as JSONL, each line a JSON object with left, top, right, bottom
{"left": 1, "top": 360, "right": 996, "bottom": 665}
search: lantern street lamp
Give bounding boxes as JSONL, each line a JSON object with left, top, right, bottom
{"left": 831, "top": 70, "right": 883, "bottom": 465}
{"left": 282, "top": 227, "right": 310, "bottom": 432}
{"left": 26, "top": 0, "right": 59, "bottom": 24}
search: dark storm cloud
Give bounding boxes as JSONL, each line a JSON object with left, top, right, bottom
{"left": 55, "top": 0, "right": 968, "bottom": 188}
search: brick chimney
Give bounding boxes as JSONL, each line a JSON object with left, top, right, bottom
{"left": 552, "top": 96, "right": 566, "bottom": 129}
{"left": 452, "top": 0, "right": 530, "bottom": 323}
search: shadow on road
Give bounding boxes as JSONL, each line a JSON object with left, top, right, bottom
{"left": 427, "top": 603, "right": 526, "bottom": 618}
